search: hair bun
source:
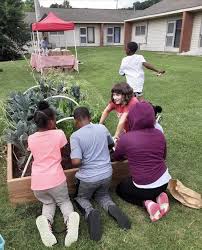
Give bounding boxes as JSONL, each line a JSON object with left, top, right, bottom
{"left": 38, "top": 101, "right": 49, "bottom": 110}
{"left": 154, "top": 105, "right": 162, "bottom": 113}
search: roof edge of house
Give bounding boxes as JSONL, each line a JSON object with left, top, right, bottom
{"left": 124, "top": 5, "right": 202, "bottom": 22}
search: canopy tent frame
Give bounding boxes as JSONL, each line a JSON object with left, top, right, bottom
{"left": 31, "top": 12, "right": 79, "bottom": 73}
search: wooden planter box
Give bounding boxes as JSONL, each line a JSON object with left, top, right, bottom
{"left": 7, "top": 144, "right": 129, "bottom": 205}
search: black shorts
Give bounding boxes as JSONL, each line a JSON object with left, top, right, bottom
{"left": 134, "top": 92, "right": 143, "bottom": 97}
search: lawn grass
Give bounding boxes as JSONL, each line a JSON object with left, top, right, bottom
{"left": 0, "top": 46, "right": 202, "bottom": 249}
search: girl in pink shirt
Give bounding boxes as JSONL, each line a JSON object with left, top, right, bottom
{"left": 28, "top": 101, "right": 79, "bottom": 247}
{"left": 99, "top": 83, "right": 138, "bottom": 140}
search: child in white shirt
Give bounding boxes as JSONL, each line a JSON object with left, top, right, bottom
{"left": 119, "top": 42, "right": 165, "bottom": 99}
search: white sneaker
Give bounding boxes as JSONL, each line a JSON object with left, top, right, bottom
{"left": 65, "top": 212, "right": 80, "bottom": 247}
{"left": 36, "top": 215, "right": 57, "bottom": 247}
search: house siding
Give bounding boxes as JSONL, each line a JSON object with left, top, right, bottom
{"left": 48, "top": 23, "right": 125, "bottom": 47}
{"left": 131, "top": 21, "right": 147, "bottom": 46}
{"left": 132, "top": 18, "right": 167, "bottom": 51}
{"left": 190, "top": 12, "right": 202, "bottom": 50}
{"left": 131, "top": 16, "right": 182, "bottom": 52}
{"left": 48, "top": 24, "right": 100, "bottom": 47}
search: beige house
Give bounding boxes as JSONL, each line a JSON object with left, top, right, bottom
{"left": 124, "top": 0, "right": 202, "bottom": 53}
{"left": 25, "top": 8, "right": 134, "bottom": 48}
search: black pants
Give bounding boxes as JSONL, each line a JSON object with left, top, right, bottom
{"left": 116, "top": 177, "right": 168, "bottom": 206}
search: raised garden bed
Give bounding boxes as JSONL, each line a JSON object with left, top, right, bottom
{"left": 7, "top": 144, "right": 129, "bottom": 205}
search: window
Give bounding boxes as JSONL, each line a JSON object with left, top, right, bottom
{"left": 50, "top": 31, "right": 64, "bottom": 35}
{"left": 80, "top": 27, "right": 95, "bottom": 44}
{"left": 107, "top": 27, "right": 121, "bottom": 43}
{"left": 135, "top": 25, "right": 146, "bottom": 36}
{"left": 80, "top": 28, "right": 87, "bottom": 43}
{"left": 167, "top": 22, "right": 175, "bottom": 34}
{"left": 166, "top": 20, "right": 182, "bottom": 48}
{"left": 107, "top": 27, "right": 114, "bottom": 43}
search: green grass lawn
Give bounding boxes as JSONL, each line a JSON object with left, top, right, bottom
{"left": 0, "top": 47, "right": 202, "bottom": 249}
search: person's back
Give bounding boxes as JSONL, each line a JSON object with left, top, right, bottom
{"left": 119, "top": 54, "right": 145, "bottom": 93}
{"left": 119, "top": 42, "right": 165, "bottom": 97}
{"left": 28, "top": 101, "right": 79, "bottom": 248}
{"left": 114, "top": 102, "right": 171, "bottom": 223}
{"left": 71, "top": 107, "right": 131, "bottom": 241}
{"left": 114, "top": 101, "right": 167, "bottom": 185}
{"left": 28, "top": 129, "right": 66, "bottom": 190}
{"left": 120, "top": 127, "right": 166, "bottom": 185}
{"left": 71, "top": 123, "right": 112, "bottom": 182}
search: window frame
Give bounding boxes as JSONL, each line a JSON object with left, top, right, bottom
{"left": 107, "top": 27, "right": 114, "bottom": 44}
{"left": 80, "top": 27, "right": 95, "bottom": 44}
{"left": 50, "top": 31, "right": 64, "bottom": 36}
{"left": 106, "top": 26, "right": 121, "bottom": 44}
{"left": 135, "top": 25, "right": 146, "bottom": 36}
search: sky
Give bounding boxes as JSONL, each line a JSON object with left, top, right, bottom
{"left": 38, "top": 0, "right": 142, "bottom": 9}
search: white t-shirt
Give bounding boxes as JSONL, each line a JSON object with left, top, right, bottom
{"left": 133, "top": 169, "right": 171, "bottom": 189}
{"left": 154, "top": 122, "right": 164, "bottom": 134}
{"left": 119, "top": 54, "right": 146, "bottom": 92}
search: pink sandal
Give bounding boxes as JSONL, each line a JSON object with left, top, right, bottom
{"left": 156, "top": 192, "right": 170, "bottom": 216}
{"left": 144, "top": 200, "right": 162, "bottom": 222}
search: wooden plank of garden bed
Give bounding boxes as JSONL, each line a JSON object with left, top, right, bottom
{"left": 7, "top": 143, "right": 129, "bottom": 205}
{"left": 7, "top": 143, "right": 13, "bottom": 181}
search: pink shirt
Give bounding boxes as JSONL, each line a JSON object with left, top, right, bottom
{"left": 28, "top": 129, "right": 67, "bottom": 191}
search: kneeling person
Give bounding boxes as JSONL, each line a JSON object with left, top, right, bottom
{"left": 70, "top": 107, "right": 131, "bottom": 241}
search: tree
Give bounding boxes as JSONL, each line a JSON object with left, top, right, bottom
{"left": 133, "top": 0, "right": 162, "bottom": 10}
{"left": 50, "top": 0, "right": 72, "bottom": 9}
{"left": 22, "top": 0, "right": 34, "bottom": 12}
{"left": 0, "top": 0, "right": 30, "bottom": 61}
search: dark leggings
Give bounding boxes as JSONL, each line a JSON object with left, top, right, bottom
{"left": 116, "top": 177, "right": 168, "bottom": 206}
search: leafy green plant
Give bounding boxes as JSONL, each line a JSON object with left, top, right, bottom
{"left": 3, "top": 73, "right": 102, "bottom": 176}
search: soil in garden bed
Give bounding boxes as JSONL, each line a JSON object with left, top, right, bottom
{"left": 12, "top": 145, "right": 116, "bottom": 179}
{"left": 12, "top": 145, "right": 75, "bottom": 179}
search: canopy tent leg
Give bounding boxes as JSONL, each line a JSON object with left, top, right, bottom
{"left": 73, "top": 29, "right": 79, "bottom": 73}
{"left": 32, "top": 32, "right": 37, "bottom": 52}
{"left": 36, "top": 30, "right": 40, "bottom": 54}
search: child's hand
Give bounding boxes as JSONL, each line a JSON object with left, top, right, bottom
{"left": 157, "top": 70, "right": 165, "bottom": 76}
{"left": 113, "top": 136, "right": 119, "bottom": 150}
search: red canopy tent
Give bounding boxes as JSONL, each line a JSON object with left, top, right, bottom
{"left": 31, "top": 12, "right": 78, "bottom": 73}
{"left": 32, "top": 12, "right": 75, "bottom": 31}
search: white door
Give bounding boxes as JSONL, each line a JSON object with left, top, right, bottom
{"left": 165, "top": 21, "right": 176, "bottom": 47}
{"left": 87, "top": 27, "right": 95, "bottom": 43}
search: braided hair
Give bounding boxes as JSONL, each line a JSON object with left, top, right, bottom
{"left": 30, "top": 101, "right": 55, "bottom": 129}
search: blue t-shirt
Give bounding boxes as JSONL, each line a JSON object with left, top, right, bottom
{"left": 70, "top": 123, "right": 113, "bottom": 182}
